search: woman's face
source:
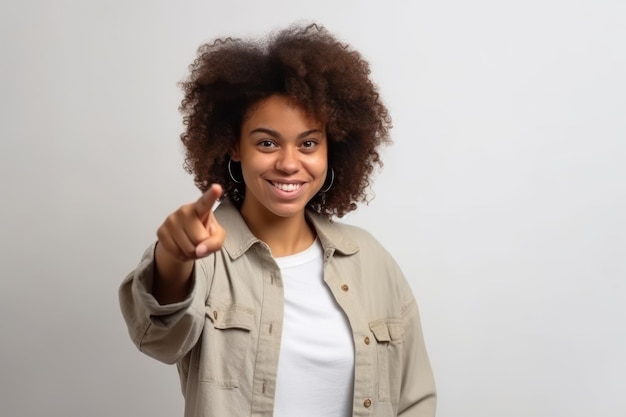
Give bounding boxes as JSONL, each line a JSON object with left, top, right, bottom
{"left": 232, "top": 94, "right": 328, "bottom": 222}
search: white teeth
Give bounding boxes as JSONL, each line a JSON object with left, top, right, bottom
{"left": 273, "top": 182, "right": 301, "bottom": 192}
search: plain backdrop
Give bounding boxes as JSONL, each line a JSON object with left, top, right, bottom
{"left": 1, "top": 1, "right": 624, "bottom": 416}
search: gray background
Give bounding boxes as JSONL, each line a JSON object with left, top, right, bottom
{"left": 1, "top": 1, "right": 624, "bottom": 416}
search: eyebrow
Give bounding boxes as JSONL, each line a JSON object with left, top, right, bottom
{"left": 248, "top": 127, "right": 324, "bottom": 139}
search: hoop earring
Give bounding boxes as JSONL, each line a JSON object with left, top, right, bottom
{"left": 228, "top": 158, "right": 243, "bottom": 184}
{"left": 320, "top": 168, "right": 335, "bottom": 193}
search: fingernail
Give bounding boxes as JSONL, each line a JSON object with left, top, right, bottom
{"left": 196, "top": 244, "right": 207, "bottom": 257}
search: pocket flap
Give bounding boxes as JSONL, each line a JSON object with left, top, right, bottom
{"left": 369, "top": 318, "right": 405, "bottom": 342}
{"left": 206, "top": 304, "right": 255, "bottom": 331}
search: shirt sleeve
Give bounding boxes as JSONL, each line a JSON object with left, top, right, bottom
{"left": 397, "top": 297, "right": 437, "bottom": 417}
{"left": 118, "top": 242, "right": 211, "bottom": 365}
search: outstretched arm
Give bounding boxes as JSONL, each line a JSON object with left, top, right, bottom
{"left": 119, "top": 184, "right": 226, "bottom": 364}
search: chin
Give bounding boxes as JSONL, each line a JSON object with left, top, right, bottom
{"left": 266, "top": 202, "right": 308, "bottom": 219}
{"left": 265, "top": 201, "right": 308, "bottom": 218}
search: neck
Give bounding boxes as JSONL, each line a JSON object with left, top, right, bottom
{"left": 240, "top": 208, "right": 316, "bottom": 257}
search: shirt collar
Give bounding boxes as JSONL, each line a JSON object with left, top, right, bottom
{"left": 214, "top": 197, "right": 359, "bottom": 260}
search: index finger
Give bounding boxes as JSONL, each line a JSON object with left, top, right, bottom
{"left": 194, "top": 183, "right": 223, "bottom": 219}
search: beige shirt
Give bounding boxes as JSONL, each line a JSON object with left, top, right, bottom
{"left": 119, "top": 199, "right": 436, "bottom": 417}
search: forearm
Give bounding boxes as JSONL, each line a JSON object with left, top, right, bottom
{"left": 152, "top": 241, "right": 195, "bottom": 305}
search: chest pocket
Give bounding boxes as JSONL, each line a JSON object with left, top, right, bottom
{"left": 369, "top": 318, "right": 405, "bottom": 403}
{"left": 200, "top": 304, "right": 255, "bottom": 389}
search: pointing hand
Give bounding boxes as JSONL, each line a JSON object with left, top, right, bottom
{"left": 156, "top": 184, "right": 226, "bottom": 262}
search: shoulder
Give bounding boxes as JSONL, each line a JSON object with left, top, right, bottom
{"left": 321, "top": 219, "right": 405, "bottom": 280}
{"left": 309, "top": 212, "right": 389, "bottom": 257}
{"left": 327, "top": 221, "right": 418, "bottom": 311}
{"left": 333, "top": 221, "right": 389, "bottom": 255}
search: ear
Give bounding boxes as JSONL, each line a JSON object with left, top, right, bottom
{"left": 229, "top": 145, "right": 241, "bottom": 162}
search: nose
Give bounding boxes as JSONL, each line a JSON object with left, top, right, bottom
{"left": 275, "top": 147, "right": 300, "bottom": 174}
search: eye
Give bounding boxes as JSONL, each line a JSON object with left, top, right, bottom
{"left": 301, "top": 139, "right": 318, "bottom": 149}
{"left": 258, "top": 140, "right": 278, "bottom": 150}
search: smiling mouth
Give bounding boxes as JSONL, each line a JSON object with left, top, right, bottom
{"left": 271, "top": 181, "right": 302, "bottom": 192}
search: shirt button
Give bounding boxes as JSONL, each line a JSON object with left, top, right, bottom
{"left": 213, "top": 310, "right": 218, "bottom": 320}
{"left": 364, "top": 337, "right": 370, "bottom": 345}
{"left": 364, "top": 398, "right": 372, "bottom": 408}
{"left": 341, "top": 284, "right": 349, "bottom": 292}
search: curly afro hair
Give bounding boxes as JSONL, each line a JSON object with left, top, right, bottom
{"left": 179, "top": 23, "right": 392, "bottom": 218}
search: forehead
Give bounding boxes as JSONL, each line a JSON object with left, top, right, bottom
{"left": 242, "top": 95, "right": 324, "bottom": 130}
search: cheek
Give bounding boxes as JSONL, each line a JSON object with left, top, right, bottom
{"left": 302, "top": 156, "right": 326, "bottom": 173}
{"left": 240, "top": 154, "right": 271, "bottom": 177}
{"left": 313, "top": 153, "right": 329, "bottom": 174}
{"left": 308, "top": 144, "right": 328, "bottom": 173}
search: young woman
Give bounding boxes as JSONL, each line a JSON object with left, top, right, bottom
{"left": 120, "top": 23, "right": 436, "bottom": 417}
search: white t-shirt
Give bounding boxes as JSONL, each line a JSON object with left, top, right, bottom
{"left": 273, "top": 239, "right": 355, "bottom": 417}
